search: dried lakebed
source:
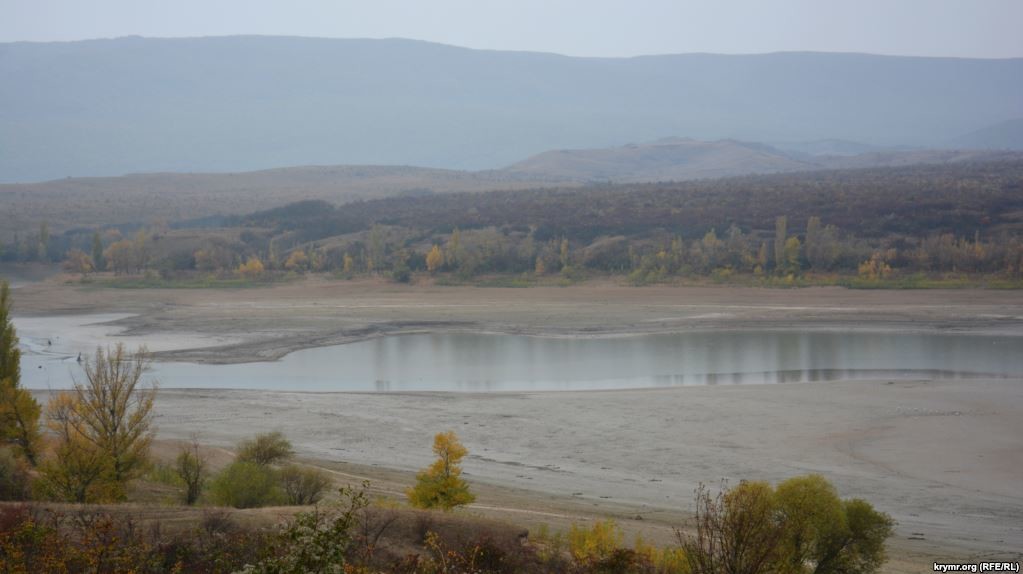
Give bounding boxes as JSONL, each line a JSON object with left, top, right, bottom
{"left": 14, "top": 309, "right": 1023, "bottom": 561}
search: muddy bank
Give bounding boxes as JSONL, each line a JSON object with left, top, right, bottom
{"left": 11, "top": 276, "right": 1023, "bottom": 364}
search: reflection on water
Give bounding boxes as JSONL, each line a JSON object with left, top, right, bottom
{"left": 20, "top": 329, "right": 1023, "bottom": 392}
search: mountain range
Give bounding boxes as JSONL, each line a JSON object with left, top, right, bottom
{"left": 2, "top": 36, "right": 1022, "bottom": 182}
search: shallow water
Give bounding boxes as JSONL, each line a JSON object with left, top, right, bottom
{"left": 17, "top": 314, "right": 1023, "bottom": 391}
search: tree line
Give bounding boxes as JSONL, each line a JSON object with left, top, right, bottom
{"left": 13, "top": 160, "right": 1020, "bottom": 285}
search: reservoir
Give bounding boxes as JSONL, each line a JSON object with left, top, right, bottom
{"left": 17, "top": 316, "right": 1023, "bottom": 392}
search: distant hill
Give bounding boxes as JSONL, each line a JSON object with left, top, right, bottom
{"left": 501, "top": 138, "right": 1023, "bottom": 183}
{"left": 0, "top": 165, "right": 556, "bottom": 234}
{"left": 950, "top": 118, "right": 1023, "bottom": 150}
{"left": 769, "top": 139, "right": 893, "bottom": 157}
{"left": 3, "top": 138, "right": 1021, "bottom": 235}
{"left": 502, "top": 138, "right": 815, "bottom": 182}
{"left": 2, "top": 36, "right": 1022, "bottom": 182}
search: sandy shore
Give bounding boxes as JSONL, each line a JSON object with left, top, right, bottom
{"left": 12, "top": 275, "right": 1023, "bottom": 569}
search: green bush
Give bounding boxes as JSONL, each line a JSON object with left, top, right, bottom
{"left": 209, "top": 461, "right": 283, "bottom": 508}
{"left": 237, "top": 431, "right": 294, "bottom": 466}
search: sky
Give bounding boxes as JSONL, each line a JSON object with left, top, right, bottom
{"left": 2, "top": 0, "right": 1022, "bottom": 59}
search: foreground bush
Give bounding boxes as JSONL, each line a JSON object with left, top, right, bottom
{"left": 237, "top": 431, "right": 294, "bottom": 466}
{"left": 208, "top": 461, "right": 283, "bottom": 509}
{"left": 680, "top": 475, "right": 893, "bottom": 574}
{"left": 0, "top": 450, "right": 30, "bottom": 501}
{"left": 0, "top": 474, "right": 891, "bottom": 573}
{"left": 279, "top": 464, "right": 331, "bottom": 506}
{"left": 0, "top": 504, "right": 270, "bottom": 573}
{"left": 239, "top": 484, "right": 367, "bottom": 574}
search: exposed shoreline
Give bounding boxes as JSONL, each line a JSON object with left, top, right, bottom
{"left": 11, "top": 275, "right": 1023, "bottom": 365}
{"left": 13, "top": 276, "right": 1023, "bottom": 568}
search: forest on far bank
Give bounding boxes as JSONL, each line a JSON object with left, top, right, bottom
{"left": 5, "top": 160, "right": 1023, "bottom": 287}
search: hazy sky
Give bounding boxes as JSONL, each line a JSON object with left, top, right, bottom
{"left": 3, "top": 0, "right": 1022, "bottom": 58}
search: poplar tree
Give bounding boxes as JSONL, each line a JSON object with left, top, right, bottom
{"left": 774, "top": 215, "right": 788, "bottom": 273}
{"left": 0, "top": 281, "right": 41, "bottom": 466}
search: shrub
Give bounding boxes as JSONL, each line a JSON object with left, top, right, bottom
{"left": 0, "top": 449, "right": 30, "bottom": 501}
{"left": 209, "top": 461, "right": 283, "bottom": 509}
{"left": 279, "top": 464, "right": 332, "bottom": 506}
{"left": 237, "top": 431, "right": 294, "bottom": 466}
{"left": 239, "top": 483, "right": 368, "bottom": 574}
{"left": 679, "top": 476, "right": 893, "bottom": 574}
{"left": 568, "top": 520, "right": 623, "bottom": 564}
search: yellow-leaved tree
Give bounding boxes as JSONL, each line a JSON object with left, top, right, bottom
{"left": 407, "top": 431, "right": 475, "bottom": 511}
{"left": 425, "top": 245, "right": 444, "bottom": 274}
{"left": 39, "top": 344, "right": 157, "bottom": 501}
{"left": 237, "top": 256, "right": 265, "bottom": 279}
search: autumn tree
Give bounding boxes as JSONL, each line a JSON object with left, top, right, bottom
{"left": 64, "top": 345, "right": 157, "bottom": 493}
{"left": 805, "top": 217, "right": 840, "bottom": 272}
{"left": 805, "top": 216, "right": 823, "bottom": 271}
{"left": 680, "top": 476, "right": 892, "bottom": 574}
{"left": 104, "top": 240, "right": 137, "bottom": 275}
{"left": 447, "top": 228, "right": 462, "bottom": 271}
{"left": 284, "top": 249, "right": 310, "bottom": 272}
{"left": 426, "top": 244, "right": 444, "bottom": 274}
{"left": 680, "top": 480, "right": 783, "bottom": 574}
{"left": 37, "top": 222, "right": 50, "bottom": 262}
{"left": 756, "top": 242, "right": 769, "bottom": 275}
{"left": 38, "top": 392, "right": 115, "bottom": 502}
{"left": 176, "top": 436, "right": 207, "bottom": 505}
{"left": 367, "top": 225, "right": 386, "bottom": 273}
{"left": 858, "top": 252, "right": 893, "bottom": 280}
{"left": 63, "top": 248, "right": 94, "bottom": 277}
{"left": 91, "top": 231, "right": 105, "bottom": 271}
{"left": 774, "top": 215, "right": 788, "bottom": 273}
{"left": 0, "top": 281, "right": 41, "bottom": 466}
{"left": 132, "top": 230, "right": 150, "bottom": 272}
{"left": 783, "top": 237, "right": 802, "bottom": 275}
{"left": 237, "top": 256, "right": 265, "bottom": 279}
{"left": 407, "top": 430, "right": 475, "bottom": 510}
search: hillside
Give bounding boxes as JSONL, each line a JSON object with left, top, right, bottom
{"left": 2, "top": 139, "right": 1021, "bottom": 236}
{"left": 2, "top": 36, "right": 1022, "bottom": 182}
{"left": 502, "top": 138, "right": 1021, "bottom": 182}
{"left": 950, "top": 118, "right": 1023, "bottom": 150}
{"left": 502, "top": 138, "right": 815, "bottom": 181}
{"left": 242, "top": 160, "right": 1023, "bottom": 245}
{"left": 0, "top": 165, "right": 555, "bottom": 234}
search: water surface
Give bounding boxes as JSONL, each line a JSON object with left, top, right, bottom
{"left": 18, "top": 319, "right": 1023, "bottom": 391}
